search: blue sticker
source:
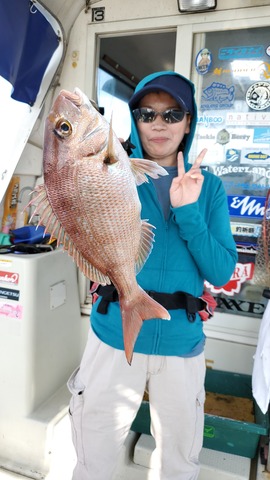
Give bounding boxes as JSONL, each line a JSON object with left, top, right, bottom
{"left": 195, "top": 48, "right": 212, "bottom": 75}
{"left": 228, "top": 195, "right": 266, "bottom": 219}
{"left": 222, "top": 180, "right": 266, "bottom": 193}
{"left": 201, "top": 82, "right": 235, "bottom": 110}
{"left": 241, "top": 149, "right": 270, "bottom": 163}
{"left": 226, "top": 149, "right": 241, "bottom": 164}
{"left": 197, "top": 114, "right": 224, "bottom": 127}
{"left": 253, "top": 127, "right": 270, "bottom": 143}
{"left": 218, "top": 45, "right": 264, "bottom": 60}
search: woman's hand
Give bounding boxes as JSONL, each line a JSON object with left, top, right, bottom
{"left": 170, "top": 149, "right": 207, "bottom": 208}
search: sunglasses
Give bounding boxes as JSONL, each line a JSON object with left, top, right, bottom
{"left": 132, "top": 107, "right": 188, "bottom": 124}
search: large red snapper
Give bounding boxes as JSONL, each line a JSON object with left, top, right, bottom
{"left": 29, "top": 88, "right": 170, "bottom": 363}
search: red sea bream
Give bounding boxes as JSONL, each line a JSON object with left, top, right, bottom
{"left": 29, "top": 88, "right": 170, "bottom": 363}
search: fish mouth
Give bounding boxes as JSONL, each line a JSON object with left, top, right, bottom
{"left": 58, "top": 87, "right": 106, "bottom": 142}
{"left": 59, "top": 88, "right": 91, "bottom": 109}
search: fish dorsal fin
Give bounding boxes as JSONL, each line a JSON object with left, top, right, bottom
{"left": 26, "top": 184, "right": 111, "bottom": 285}
{"left": 130, "top": 158, "right": 169, "bottom": 186}
{"left": 135, "top": 220, "right": 155, "bottom": 274}
{"left": 104, "top": 116, "right": 118, "bottom": 165}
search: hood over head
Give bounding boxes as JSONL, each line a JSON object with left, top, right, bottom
{"left": 128, "top": 71, "right": 197, "bottom": 164}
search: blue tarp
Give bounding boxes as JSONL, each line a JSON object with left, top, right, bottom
{"left": 0, "top": 0, "right": 59, "bottom": 105}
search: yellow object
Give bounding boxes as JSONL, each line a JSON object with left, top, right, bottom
{"left": 1, "top": 176, "right": 20, "bottom": 233}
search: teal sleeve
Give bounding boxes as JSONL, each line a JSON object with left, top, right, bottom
{"left": 171, "top": 181, "right": 237, "bottom": 287}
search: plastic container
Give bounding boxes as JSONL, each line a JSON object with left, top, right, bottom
{"left": 131, "top": 369, "right": 269, "bottom": 459}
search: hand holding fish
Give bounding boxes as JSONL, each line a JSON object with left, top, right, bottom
{"left": 170, "top": 148, "right": 207, "bottom": 208}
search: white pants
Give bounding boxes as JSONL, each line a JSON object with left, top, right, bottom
{"left": 67, "top": 327, "right": 206, "bottom": 480}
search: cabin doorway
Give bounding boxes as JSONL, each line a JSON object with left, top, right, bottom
{"left": 97, "top": 31, "right": 176, "bottom": 139}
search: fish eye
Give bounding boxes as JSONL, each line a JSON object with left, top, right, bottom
{"left": 55, "top": 119, "right": 72, "bottom": 137}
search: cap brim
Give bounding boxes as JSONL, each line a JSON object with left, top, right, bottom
{"left": 129, "top": 84, "right": 189, "bottom": 112}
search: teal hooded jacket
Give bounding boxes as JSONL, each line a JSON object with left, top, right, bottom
{"left": 90, "top": 71, "right": 238, "bottom": 357}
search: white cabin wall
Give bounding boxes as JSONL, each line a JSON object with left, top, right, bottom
{"left": 55, "top": 0, "right": 270, "bottom": 96}
{"left": 10, "top": 0, "right": 270, "bottom": 203}
{"left": 26, "top": 0, "right": 270, "bottom": 150}
{"left": 54, "top": 12, "right": 90, "bottom": 97}
{"left": 40, "top": 0, "right": 85, "bottom": 35}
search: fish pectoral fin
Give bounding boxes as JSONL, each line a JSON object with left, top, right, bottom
{"left": 135, "top": 220, "right": 155, "bottom": 274}
{"left": 130, "top": 158, "right": 169, "bottom": 186}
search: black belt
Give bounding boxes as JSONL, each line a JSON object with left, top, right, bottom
{"left": 94, "top": 285, "right": 205, "bottom": 322}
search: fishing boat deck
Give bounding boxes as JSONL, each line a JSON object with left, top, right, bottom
{"left": 0, "top": 413, "right": 265, "bottom": 480}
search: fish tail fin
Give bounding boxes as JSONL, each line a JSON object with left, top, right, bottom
{"left": 120, "top": 288, "right": 170, "bottom": 365}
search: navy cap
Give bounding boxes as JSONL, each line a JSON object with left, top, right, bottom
{"left": 129, "top": 74, "right": 194, "bottom": 115}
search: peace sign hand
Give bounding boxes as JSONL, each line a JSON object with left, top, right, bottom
{"left": 170, "top": 149, "right": 207, "bottom": 208}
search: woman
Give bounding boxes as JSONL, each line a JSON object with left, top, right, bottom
{"left": 68, "top": 71, "right": 237, "bottom": 480}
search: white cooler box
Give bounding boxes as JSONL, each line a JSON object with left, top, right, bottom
{"left": 0, "top": 248, "right": 89, "bottom": 479}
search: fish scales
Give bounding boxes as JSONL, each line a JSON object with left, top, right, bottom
{"left": 46, "top": 142, "right": 141, "bottom": 279}
{"left": 28, "top": 88, "right": 171, "bottom": 363}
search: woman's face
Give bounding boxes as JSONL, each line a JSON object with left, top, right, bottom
{"left": 136, "top": 91, "right": 191, "bottom": 167}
